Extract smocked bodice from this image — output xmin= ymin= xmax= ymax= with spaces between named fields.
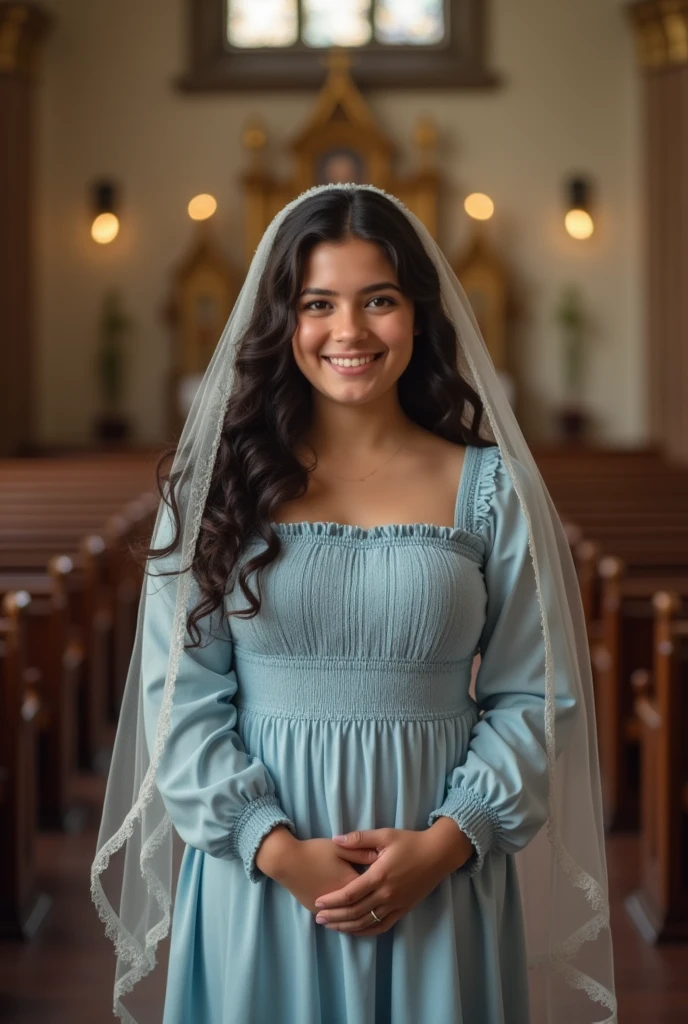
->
xmin=226 ymin=522 xmax=487 ymax=665
xmin=224 ymin=445 xmax=501 ymax=718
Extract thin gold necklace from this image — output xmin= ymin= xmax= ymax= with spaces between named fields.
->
xmin=311 ymin=441 xmax=406 ymax=483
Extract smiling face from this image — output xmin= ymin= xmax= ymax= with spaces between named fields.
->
xmin=292 ymin=236 xmax=418 ymax=405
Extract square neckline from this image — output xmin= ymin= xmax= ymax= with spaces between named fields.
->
xmin=269 ymin=444 xmax=481 ymax=540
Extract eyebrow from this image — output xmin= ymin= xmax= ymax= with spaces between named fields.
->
xmin=299 ymin=281 xmax=402 ymax=298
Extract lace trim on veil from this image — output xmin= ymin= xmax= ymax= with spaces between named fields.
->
xmin=90 ymin=369 xmax=229 ymax=1016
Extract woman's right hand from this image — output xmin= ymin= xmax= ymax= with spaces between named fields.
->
xmin=258 ymin=831 xmax=379 ymax=915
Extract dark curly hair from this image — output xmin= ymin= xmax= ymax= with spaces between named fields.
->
xmin=143 ymin=187 xmax=494 ymax=648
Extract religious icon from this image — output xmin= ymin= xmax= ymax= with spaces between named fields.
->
xmin=317 ymin=148 xmax=364 ymax=185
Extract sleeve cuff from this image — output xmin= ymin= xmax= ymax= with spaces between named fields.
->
xmin=229 ymin=794 xmax=297 ymax=883
xmin=427 ymin=787 xmax=501 ymax=877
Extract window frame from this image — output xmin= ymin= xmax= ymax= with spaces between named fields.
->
xmin=177 ymin=0 xmax=500 ymax=91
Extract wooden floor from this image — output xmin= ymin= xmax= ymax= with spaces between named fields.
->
xmin=1 ymin=774 xmax=687 ymax=1023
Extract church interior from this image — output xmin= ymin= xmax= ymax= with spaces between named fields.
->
xmin=1 ymin=0 xmax=687 ymax=1020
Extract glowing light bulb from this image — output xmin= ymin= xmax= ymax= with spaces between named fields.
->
xmin=91 ymin=212 xmax=120 ymax=244
xmin=464 ymin=193 xmax=495 ymax=221
xmin=565 ymin=209 xmax=594 ymax=240
xmin=188 ymin=194 xmax=217 ymax=221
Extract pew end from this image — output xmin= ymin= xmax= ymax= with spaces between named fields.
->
xmin=574 ymin=538 xmax=602 ymax=637
xmin=625 ymin=591 xmax=688 ymax=944
xmin=0 ymin=591 xmax=52 ymax=939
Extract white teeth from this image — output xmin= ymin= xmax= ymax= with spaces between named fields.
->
xmin=325 ymin=354 xmax=380 ymax=367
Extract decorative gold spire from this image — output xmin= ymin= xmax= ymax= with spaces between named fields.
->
xmin=321 ymin=47 xmax=354 ymax=76
xmin=291 ymin=46 xmax=394 ymax=154
xmin=628 ymin=0 xmax=688 ymax=69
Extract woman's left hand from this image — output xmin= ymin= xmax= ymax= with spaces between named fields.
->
xmin=313 ymin=826 xmax=473 ymax=936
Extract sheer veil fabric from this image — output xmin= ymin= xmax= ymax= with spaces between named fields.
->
xmin=90 ymin=183 xmax=617 ymax=1023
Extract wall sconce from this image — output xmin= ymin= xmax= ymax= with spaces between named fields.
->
xmin=90 ymin=180 xmax=120 ymax=244
xmin=464 ymin=192 xmax=495 ymax=221
xmin=564 ymin=176 xmax=594 ymax=240
xmin=188 ymin=193 xmax=217 ymax=221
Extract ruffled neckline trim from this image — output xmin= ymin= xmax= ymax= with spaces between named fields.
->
xmin=270 ymin=520 xmax=478 ymax=545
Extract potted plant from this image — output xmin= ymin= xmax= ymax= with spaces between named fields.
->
xmin=555 ymin=284 xmax=589 ymax=441
xmin=93 ymin=288 xmax=132 ymax=443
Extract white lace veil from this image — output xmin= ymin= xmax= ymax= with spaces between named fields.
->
xmin=91 ymin=183 xmax=616 ymax=1023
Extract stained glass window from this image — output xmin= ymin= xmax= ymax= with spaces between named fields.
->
xmin=226 ymin=0 xmax=446 ymax=49
xmin=375 ymin=0 xmax=445 ymax=45
xmin=228 ymin=0 xmax=298 ymax=48
xmin=302 ymin=0 xmax=372 ymax=48
xmin=197 ymin=2 xmax=494 ymax=91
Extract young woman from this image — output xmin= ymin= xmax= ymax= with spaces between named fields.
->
xmin=91 ymin=185 xmax=616 ymax=1024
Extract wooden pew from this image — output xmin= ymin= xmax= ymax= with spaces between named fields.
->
xmin=0 ymin=590 xmax=52 ymax=938
xmin=572 ymin=532 xmax=688 ymax=631
xmin=0 ymin=454 xmax=157 ymax=860
xmin=0 ymin=558 xmax=86 ymax=830
xmin=80 ymin=535 xmax=118 ymax=750
xmin=625 ymin=592 xmax=688 ymax=943
xmin=104 ymin=497 xmax=157 ymax=716
xmin=573 ymin=538 xmax=602 ymax=639
xmin=535 ymin=448 xmax=688 ymax=843
xmin=0 ymin=495 xmax=156 ymax=775
xmin=592 ymin=560 xmax=688 ymax=830
xmin=0 ymin=537 xmax=116 ymax=784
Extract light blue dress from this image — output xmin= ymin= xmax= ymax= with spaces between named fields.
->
xmin=141 ymin=444 xmax=579 ymax=1024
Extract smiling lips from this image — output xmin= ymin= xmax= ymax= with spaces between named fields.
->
xmin=322 ymin=353 xmax=384 ymax=376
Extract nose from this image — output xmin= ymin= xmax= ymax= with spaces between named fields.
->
xmin=332 ymin=304 xmax=368 ymax=343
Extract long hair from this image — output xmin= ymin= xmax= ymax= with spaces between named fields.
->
xmin=142 ymin=187 xmax=493 ymax=646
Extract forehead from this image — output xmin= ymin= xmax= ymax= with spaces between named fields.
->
xmin=301 ymin=239 xmax=397 ymax=285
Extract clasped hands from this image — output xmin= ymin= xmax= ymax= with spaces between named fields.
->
xmin=258 ymin=819 xmax=475 ymax=936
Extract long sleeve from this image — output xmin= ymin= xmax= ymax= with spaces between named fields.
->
xmin=427 ymin=449 xmax=580 ymax=877
xmin=141 ymin=514 xmax=296 ymax=883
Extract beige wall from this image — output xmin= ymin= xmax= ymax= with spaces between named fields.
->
xmin=35 ymin=0 xmax=644 ymax=446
